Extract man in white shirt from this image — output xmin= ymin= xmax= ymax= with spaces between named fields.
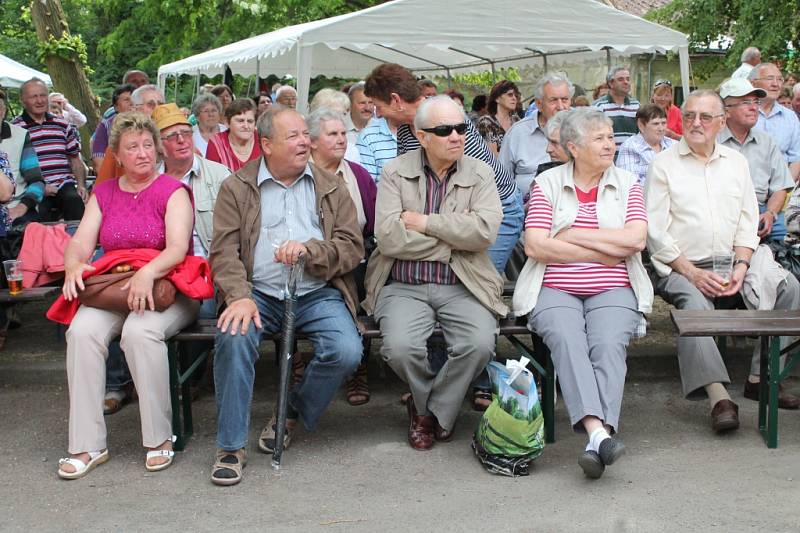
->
xmin=646 ymin=90 xmax=800 ymax=433
xmin=732 ymin=47 xmax=761 ymax=79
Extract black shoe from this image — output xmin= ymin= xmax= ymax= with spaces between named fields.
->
xmin=598 ymin=437 xmax=626 ymax=466
xmin=578 ymin=450 xmax=605 ymax=479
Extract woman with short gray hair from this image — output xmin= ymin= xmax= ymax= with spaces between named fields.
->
xmin=307 ymin=107 xmax=377 ymax=406
xmin=513 ymin=106 xmax=653 ymax=479
xmin=191 ymin=93 xmax=226 ymax=157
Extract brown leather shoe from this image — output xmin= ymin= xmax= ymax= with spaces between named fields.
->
xmin=434 ymin=419 xmax=454 ymax=442
xmin=407 ymin=398 xmax=435 ymax=451
xmin=743 ymin=380 xmax=800 ymax=410
xmin=711 ymin=399 xmax=740 ymax=433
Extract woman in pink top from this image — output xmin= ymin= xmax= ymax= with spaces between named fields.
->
xmin=205 ymin=98 xmax=260 ymax=172
xmin=57 ymin=112 xmax=200 ymax=479
xmin=522 ymin=108 xmax=650 ymax=479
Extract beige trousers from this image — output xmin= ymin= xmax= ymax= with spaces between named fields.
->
xmin=66 ymin=294 xmax=200 ymax=453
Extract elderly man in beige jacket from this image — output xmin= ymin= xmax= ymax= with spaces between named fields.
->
xmin=363 ymin=96 xmax=506 ymax=451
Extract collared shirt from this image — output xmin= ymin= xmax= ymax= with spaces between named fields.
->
xmin=593 ymin=93 xmax=640 ymax=149
xmin=391 ymin=152 xmax=459 ymax=285
xmin=718 ymin=127 xmax=794 ymax=204
xmin=158 ymin=156 xmax=206 ymax=257
xmin=343 ymin=113 xmax=360 ymax=147
xmin=252 ymin=159 xmax=326 ymax=299
xmin=645 ymin=139 xmax=760 ymax=277
xmin=499 ymin=111 xmax=550 ymax=200
xmin=755 ymin=102 xmax=800 ymax=164
xmin=732 ymin=62 xmax=754 ymax=79
xmin=397 ymin=120 xmax=516 ymax=201
xmin=11 ymin=111 xmax=80 ymax=189
xmin=616 ymin=133 xmax=676 ymax=185
xmin=355 ymin=117 xmax=396 ymax=182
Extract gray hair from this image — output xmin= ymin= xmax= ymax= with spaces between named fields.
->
xmin=533 ymin=72 xmax=575 ymax=100
xmin=122 ymin=69 xmax=149 ymax=84
xmin=606 ymin=66 xmax=630 ymax=84
xmin=191 ymin=93 xmax=222 ymax=117
xmin=256 ymin=105 xmax=301 ymax=139
xmin=413 ymin=95 xmax=466 ymax=130
xmin=307 ymin=107 xmax=346 ymax=140
xmin=682 ymin=89 xmax=725 ymax=113
xmin=309 ymin=88 xmax=350 ymax=113
xmin=748 ymin=62 xmax=779 ymax=81
xmin=741 ymin=47 xmax=761 ymax=63
xmin=275 ymin=85 xmax=297 ymax=99
xmin=131 ymin=84 xmax=164 ymax=105
xmin=544 ymin=109 xmax=570 ymax=139
xmin=559 ymin=107 xmax=612 ymax=160
xmin=19 ymin=77 xmax=48 ymax=96
xmin=348 ymin=81 xmax=366 ymax=100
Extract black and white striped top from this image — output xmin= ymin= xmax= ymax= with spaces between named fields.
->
xmin=396 ymin=122 xmax=516 ymax=201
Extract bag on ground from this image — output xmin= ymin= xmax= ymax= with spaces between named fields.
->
xmin=472 ymin=358 xmax=545 ymax=477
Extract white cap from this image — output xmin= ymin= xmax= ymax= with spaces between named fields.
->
xmin=719 ymin=78 xmax=767 ymax=100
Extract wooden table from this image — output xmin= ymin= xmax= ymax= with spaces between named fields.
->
xmin=671 ymin=309 xmax=800 ymax=448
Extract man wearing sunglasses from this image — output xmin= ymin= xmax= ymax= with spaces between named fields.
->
xmin=364 ymin=96 xmax=506 ymax=451
xmin=646 ymin=89 xmax=800 ymax=433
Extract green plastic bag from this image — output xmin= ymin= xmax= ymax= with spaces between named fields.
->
xmin=473 ymin=359 xmax=545 ymax=476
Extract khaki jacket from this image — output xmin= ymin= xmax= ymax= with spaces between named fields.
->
xmin=188 ymin=156 xmax=230 ymax=256
xmin=363 ymin=149 xmax=507 ymax=317
xmin=210 ymin=158 xmax=364 ymax=319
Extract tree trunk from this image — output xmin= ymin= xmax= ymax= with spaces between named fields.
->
xmin=30 ymin=0 xmax=100 ymax=160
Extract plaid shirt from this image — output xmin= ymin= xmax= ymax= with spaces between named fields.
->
xmin=391 ymin=154 xmax=459 ymax=285
xmin=616 ymin=133 xmax=676 ymax=185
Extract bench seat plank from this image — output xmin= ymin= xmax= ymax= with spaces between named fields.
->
xmin=671 ymin=309 xmax=800 ymax=337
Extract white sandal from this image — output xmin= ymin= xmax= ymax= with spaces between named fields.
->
xmin=145 ymin=435 xmax=176 ymax=472
xmin=57 ymin=449 xmax=109 ymax=480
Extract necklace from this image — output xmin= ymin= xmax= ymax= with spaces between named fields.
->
xmin=122 ymin=174 xmax=157 ymax=199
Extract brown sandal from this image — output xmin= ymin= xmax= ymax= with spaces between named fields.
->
xmin=346 ymin=362 xmax=370 ymax=406
xmin=211 ymin=448 xmax=247 ymax=486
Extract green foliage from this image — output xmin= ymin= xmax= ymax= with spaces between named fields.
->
xmin=452 ymin=67 xmax=521 ymax=90
xmin=38 ymin=33 xmax=94 ymax=75
xmin=647 ymin=0 xmax=800 ymax=73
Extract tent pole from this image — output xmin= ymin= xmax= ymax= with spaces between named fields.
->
xmin=543 ymin=54 xmax=548 ymax=73
xmin=678 ymin=46 xmax=691 ymax=105
xmin=174 ymin=74 xmax=178 ymax=103
xmin=606 ymin=48 xmax=612 ymax=69
xmin=295 ymin=41 xmax=312 ymax=113
xmin=195 ymin=73 xmax=200 ymax=100
xmin=447 ymin=47 xmax=496 ymax=82
xmin=256 ymin=57 xmax=261 ymax=95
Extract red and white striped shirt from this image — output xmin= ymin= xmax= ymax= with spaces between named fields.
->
xmin=525 ymin=183 xmax=647 ymax=296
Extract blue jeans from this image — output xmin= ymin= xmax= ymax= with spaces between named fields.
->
xmin=487 ymin=190 xmax=524 ymax=272
xmin=105 ymin=297 xmax=216 ymax=392
xmin=759 ymin=203 xmax=787 ymax=242
xmin=214 ymin=286 xmax=362 ymax=450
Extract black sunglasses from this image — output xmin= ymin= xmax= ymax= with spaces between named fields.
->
xmin=420 ymin=122 xmax=468 ymax=137
xmin=653 ymin=79 xmax=672 ymax=88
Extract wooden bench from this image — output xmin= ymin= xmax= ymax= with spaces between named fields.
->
xmin=0 ymin=286 xmax=60 ymax=303
xmin=166 ymin=313 xmax=556 ymax=452
xmin=670 ymin=309 xmax=800 ymax=448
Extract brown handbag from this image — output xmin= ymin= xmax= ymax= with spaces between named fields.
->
xmin=78 ymin=270 xmax=177 ymax=313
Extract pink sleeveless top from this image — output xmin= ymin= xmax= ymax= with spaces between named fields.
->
xmin=94 ymin=174 xmax=193 ymax=253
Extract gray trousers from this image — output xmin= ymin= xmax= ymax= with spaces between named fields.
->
xmin=656 ymin=271 xmax=800 ymax=399
xmin=529 ymin=287 xmax=641 ymax=433
xmin=374 ymin=283 xmax=497 ymax=431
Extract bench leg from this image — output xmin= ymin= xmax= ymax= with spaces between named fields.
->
xmin=758 ymin=335 xmax=781 ymax=448
xmin=533 ymin=333 xmax=556 ymax=444
xmin=168 ymin=341 xmax=187 ymax=451
xmin=758 ymin=336 xmax=768 ymax=436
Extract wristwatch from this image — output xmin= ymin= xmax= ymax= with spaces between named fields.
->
xmin=733 ymin=258 xmax=751 ymax=269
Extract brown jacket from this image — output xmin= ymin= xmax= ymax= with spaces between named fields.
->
xmin=363 ymin=149 xmax=508 ymax=317
xmin=210 ymin=157 xmax=364 ymax=319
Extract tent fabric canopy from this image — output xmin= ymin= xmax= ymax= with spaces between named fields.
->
xmin=0 ymin=54 xmax=52 ymax=89
xmin=158 ymin=0 xmax=690 ymax=110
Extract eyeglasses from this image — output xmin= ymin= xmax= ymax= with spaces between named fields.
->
xmin=725 ymin=99 xmax=762 ymax=108
xmin=420 ymin=123 xmax=468 ymax=137
xmin=161 ymin=129 xmax=193 ymax=142
xmin=681 ymin=112 xmax=724 ymax=125
xmin=653 ymin=79 xmax=672 ymax=88
xmin=753 ymin=76 xmax=784 ymax=84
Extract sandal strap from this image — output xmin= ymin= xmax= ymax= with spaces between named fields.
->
xmin=146 ymin=449 xmax=175 ymax=460
xmin=59 ymin=457 xmax=87 ymax=470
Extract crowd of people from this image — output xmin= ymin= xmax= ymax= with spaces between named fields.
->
xmin=3 ymin=48 xmax=800 ymax=485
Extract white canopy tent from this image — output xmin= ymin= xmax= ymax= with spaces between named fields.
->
xmin=158 ymin=0 xmax=691 ymax=111
xmin=0 ymin=54 xmax=52 ymax=89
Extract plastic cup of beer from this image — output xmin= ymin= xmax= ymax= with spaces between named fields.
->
xmin=712 ymin=252 xmax=733 ymax=287
xmin=3 ymin=259 xmax=23 ymax=296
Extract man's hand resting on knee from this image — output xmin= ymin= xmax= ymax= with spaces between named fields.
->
xmin=217 ymin=298 xmax=262 ymax=335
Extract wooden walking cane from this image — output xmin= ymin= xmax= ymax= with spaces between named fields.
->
xmin=272 ymin=255 xmax=305 ymax=470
